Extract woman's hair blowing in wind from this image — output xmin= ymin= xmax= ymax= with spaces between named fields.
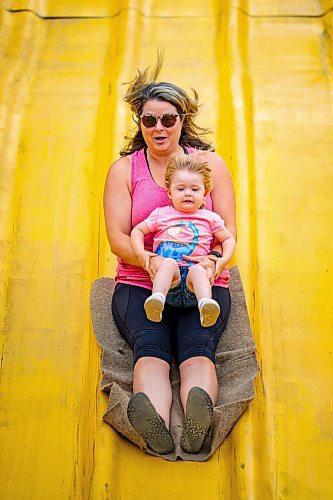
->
xmin=120 ymin=53 xmax=213 ymax=156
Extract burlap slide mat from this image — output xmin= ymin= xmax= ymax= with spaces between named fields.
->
xmin=90 ymin=266 xmax=259 ymax=461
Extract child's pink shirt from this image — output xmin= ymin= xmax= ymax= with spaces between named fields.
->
xmin=144 ymin=206 xmax=225 ymax=266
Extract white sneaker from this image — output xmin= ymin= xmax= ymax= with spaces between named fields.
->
xmin=198 ymin=298 xmax=220 ymax=327
xmin=144 ymin=293 xmax=166 ymax=322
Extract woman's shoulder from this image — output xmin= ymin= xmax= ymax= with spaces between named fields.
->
xmin=110 ymin=155 xmax=132 ymax=170
xmin=189 ymin=148 xmax=229 ymax=170
xmin=104 ymin=155 xmax=132 ymax=192
xmin=109 ymin=148 xmax=147 ymax=174
xmin=106 ymin=155 xmax=131 ymax=178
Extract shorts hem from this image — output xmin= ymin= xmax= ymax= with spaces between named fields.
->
xmin=133 ymin=352 xmax=172 ymax=366
xmin=178 ymin=351 xmax=216 ymax=366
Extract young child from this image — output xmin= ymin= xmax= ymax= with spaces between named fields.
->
xmin=131 ymin=154 xmax=236 ymax=327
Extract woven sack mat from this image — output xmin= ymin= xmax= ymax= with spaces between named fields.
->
xmin=90 ymin=266 xmax=259 ymax=461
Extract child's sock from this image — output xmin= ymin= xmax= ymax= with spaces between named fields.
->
xmin=198 ymin=298 xmax=220 ymax=327
xmin=144 ymin=292 xmax=166 ymax=322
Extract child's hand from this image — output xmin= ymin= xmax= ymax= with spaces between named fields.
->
xmin=214 ymin=257 xmax=228 ymax=279
xmin=147 ymin=254 xmax=164 ymax=281
xmin=138 ymin=251 xmax=156 ymax=271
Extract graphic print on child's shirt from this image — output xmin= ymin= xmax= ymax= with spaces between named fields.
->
xmin=155 ymin=220 xmax=199 ymax=264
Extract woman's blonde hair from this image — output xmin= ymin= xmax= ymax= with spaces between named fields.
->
xmin=165 ymin=154 xmax=213 ymax=207
xmin=120 ymin=53 xmax=213 ymax=156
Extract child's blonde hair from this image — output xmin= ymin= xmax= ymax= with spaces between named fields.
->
xmin=165 ymin=154 xmax=213 ymax=198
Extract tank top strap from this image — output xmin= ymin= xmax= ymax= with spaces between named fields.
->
xmin=130 ymin=149 xmax=148 ymax=192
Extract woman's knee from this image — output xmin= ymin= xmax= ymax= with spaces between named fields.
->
xmin=180 ymin=355 xmax=215 ymax=372
xmin=134 ymin=356 xmax=170 ymax=373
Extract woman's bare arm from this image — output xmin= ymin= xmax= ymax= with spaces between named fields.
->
xmin=206 ymin=151 xmax=237 ymax=240
xmin=131 ymin=221 xmax=156 ymax=269
xmin=103 ymin=157 xmax=141 ymax=267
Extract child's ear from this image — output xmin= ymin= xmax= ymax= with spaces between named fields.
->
xmin=167 ymin=190 xmax=172 ymax=200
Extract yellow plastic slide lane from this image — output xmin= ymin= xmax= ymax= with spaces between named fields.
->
xmin=0 ymin=0 xmax=332 ymax=498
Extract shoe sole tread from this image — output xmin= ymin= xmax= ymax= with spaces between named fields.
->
xmin=127 ymin=392 xmax=174 ymax=454
xmin=180 ymin=387 xmax=213 ymax=454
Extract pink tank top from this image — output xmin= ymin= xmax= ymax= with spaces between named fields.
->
xmin=115 ymin=147 xmax=230 ymax=289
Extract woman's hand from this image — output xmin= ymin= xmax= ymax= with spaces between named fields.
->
xmin=147 ymin=254 xmax=164 ymax=281
xmin=182 ymin=254 xmax=216 ymax=285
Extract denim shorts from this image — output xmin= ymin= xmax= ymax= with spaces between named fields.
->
xmin=166 ymin=266 xmax=197 ymax=307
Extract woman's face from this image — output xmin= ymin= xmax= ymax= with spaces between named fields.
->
xmin=140 ymin=99 xmax=183 ymax=155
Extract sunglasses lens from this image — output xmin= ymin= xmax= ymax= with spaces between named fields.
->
xmin=141 ymin=114 xmax=179 ymax=128
xmin=141 ymin=115 xmax=157 ymax=128
xmin=161 ymin=114 xmax=178 ymax=127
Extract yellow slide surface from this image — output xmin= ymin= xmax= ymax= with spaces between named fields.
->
xmin=1 ymin=1 xmax=332 ymax=498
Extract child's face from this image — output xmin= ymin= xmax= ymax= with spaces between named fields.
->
xmin=167 ymin=170 xmax=206 ymax=213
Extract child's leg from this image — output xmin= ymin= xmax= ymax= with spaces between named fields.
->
xmin=152 ymin=258 xmax=180 ymax=295
xmin=186 ymin=264 xmax=212 ymax=301
xmin=145 ymin=258 xmax=180 ymax=323
xmin=186 ymin=264 xmax=220 ymax=328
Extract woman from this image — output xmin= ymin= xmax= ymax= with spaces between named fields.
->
xmin=104 ymin=60 xmax=236 ymax=455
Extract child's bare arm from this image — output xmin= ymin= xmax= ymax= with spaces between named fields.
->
xmin=214 ymin=227 xmax=236 ymax=269
xmin=130 ymin=222 xmax=155 ymax=270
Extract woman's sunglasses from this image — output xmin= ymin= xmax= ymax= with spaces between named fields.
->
xmin=140 ymin=113 xmax=181 ymax=128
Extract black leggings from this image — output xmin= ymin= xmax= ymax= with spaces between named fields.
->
xmin=111 ymin=283 xmax=231 ymax=366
